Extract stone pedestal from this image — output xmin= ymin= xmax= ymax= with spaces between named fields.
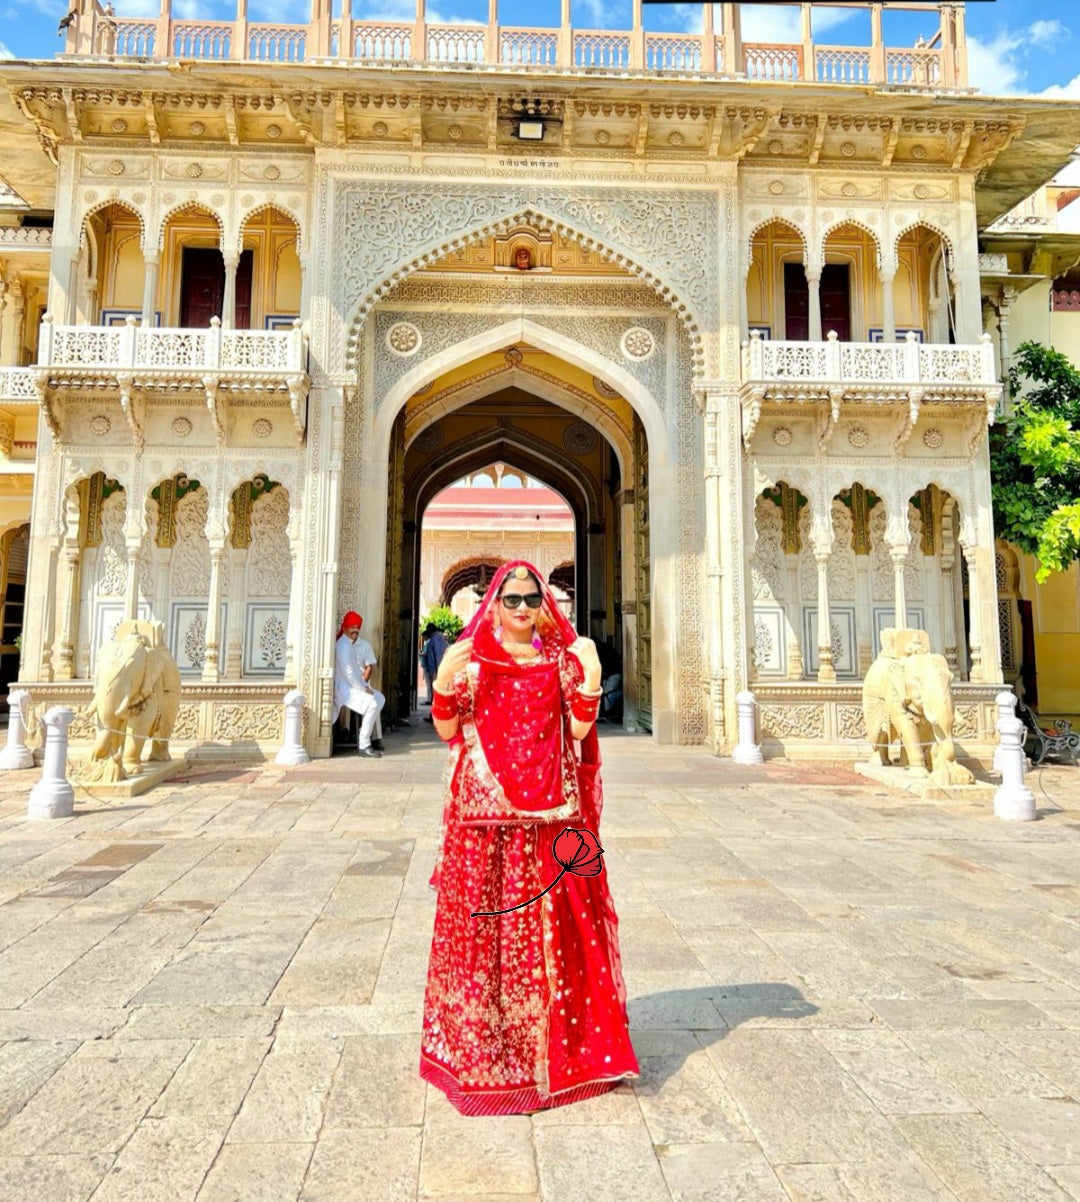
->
xmin=27 ymin=706 xmax=75 ymax=819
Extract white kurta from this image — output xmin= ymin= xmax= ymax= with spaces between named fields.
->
xmin=334 ymin=633 xmax=385 ymax=745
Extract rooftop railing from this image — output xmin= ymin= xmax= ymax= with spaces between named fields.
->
xmin=65 ymin=1 xmax=969 ymax=89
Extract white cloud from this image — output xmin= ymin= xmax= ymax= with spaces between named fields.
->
xmin=968 ymin=21 xmax=1076 ymax=96
xmin=0 ymin=41 xmax=12 ymax=60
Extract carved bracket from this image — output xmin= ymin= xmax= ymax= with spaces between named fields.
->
xmin=32 ymin=369 xmax=62 ymax=440
xmin=203 ymin=374 xmax=224 ymax=447
xmin=893 ymin=390 xmax=922 ymax=453
xmin=741 ymin=386 xmax=765 ymax=449
xmin=287 ymin=375 xmax=309 ymax=445
xmin=118 ymin=373 xmax=145 ymax=454
xmin=817 ymin=390 xmax=842 ymax=454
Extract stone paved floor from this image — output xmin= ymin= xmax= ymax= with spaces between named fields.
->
xmin=2 ymin=721 xmax=1080 ymax=1201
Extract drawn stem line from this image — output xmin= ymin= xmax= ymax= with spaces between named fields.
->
xmin=471 ymin=867 xmax=567 ymax=917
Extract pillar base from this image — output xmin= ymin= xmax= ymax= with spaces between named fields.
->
xmin=994 ymin=781 xmax=1037 ymax=822
xmin=27 ymin=779 xmax=74 ymax=819
xmin=275 ymin=745 xmax=311 ymax=766
xmin=0 ymin=746 xmax=34 ymax=771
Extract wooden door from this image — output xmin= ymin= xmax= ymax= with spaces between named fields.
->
xmin=234 ymin=249 xmax=254 ymax=330
xmin=783 ymin=262 xmax=809 ymax=340
xmin=819 ymin=263 xmax=851 ymax=341
xmin=179 ymin=248 xmax=224 ymax=327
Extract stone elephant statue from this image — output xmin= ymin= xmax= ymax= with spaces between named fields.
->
xmin=862 ymin=627 xmax=974 ymax=787
xmin=79 ymin=619 xmax=182 ymax=784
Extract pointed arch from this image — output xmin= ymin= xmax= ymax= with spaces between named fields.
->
xmin=343 ymin=205 xmax=705 ymax=380
xmin=155 ymin=202 xmax=225 ymax=253
xmin=236 ymin=202 xmax=303 ymax=256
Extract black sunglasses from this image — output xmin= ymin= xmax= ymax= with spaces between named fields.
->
xmin=500 ymin=591 xmax=543 ymax=610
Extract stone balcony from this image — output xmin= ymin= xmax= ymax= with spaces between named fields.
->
xmin=739 ymin=330 xmax=1000 ymax=448
xmin=34 ymin=316 xmax=310 ymax=450
xmin=63 ymin=0 xmax=969 ymax=90
xmin=0 ymin=366 xmax=37 ymax=405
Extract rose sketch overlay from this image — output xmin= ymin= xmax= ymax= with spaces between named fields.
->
xmin=471 ymin=827 xmax=605 ymax=918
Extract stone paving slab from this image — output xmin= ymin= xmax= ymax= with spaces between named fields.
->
xmin=1 ymin=728 xmax=1080 ymax=1200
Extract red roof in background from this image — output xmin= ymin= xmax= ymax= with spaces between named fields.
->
xmin=424 ymin=485 xmax=574 ymax=530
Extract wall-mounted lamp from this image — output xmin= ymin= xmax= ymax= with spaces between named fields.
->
xmin=515 ymin=119 xmax=545 ymax=141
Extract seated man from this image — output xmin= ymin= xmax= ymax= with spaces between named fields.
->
xmin=334 ymin=610 xmax=385 ymax=758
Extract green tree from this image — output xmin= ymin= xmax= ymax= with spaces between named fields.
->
xmin=422 ymin=604 xmax=465 ymax=642
xmin=992 ymin=341 xmax=1080 ymax=584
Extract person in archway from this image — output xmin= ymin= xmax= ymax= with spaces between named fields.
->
xmin=420 ymin=560 xmax=638 ymax=1114
xmin=419 ymin=621 xmax=449 ymax=716
xmin=333 ymin=611 xmax=385 ymax=758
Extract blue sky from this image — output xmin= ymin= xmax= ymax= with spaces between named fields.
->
xmin=2 ymin=1 xmax=1080 ymax=98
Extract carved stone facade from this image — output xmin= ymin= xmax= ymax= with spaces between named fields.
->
xmin=3 ymin=44 xmax=1031 ymax=763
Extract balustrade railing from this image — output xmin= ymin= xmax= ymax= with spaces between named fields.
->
xmin=500 ymin=28 xmax=559 ymax=67
xmin=354 ymin=22 xmax=411 ymax=60
xmin=1052 ymin=289 xmax=1080 ymax=312
xmin=645 ymin=33 xmax=701 ymax=72
xmin=572 ymin=31 xmax=630 ymax=70
xmin=742 ymin=331 xmax=996 ymax=387
xmin=248 ymin=24 xmax=307 ymax=62
xmin=72 ymin=0 xmax=965 ymax=89
xmin=743 ymin=43 xmax=803 ymax=82
xmin=37 ymin=317 xmax=307 ymax=376
xmin=171 ymin=20 xmax=231 ymax=59
xmin=814 ymin=46 xmax=870 ymax=85
xmin=0 ymin=367 xmax=37 ymax=403
xmin=427 ymin=23 xmax=485 ymax=63
xmin=112 ymin=18 xmax=155 ymax=56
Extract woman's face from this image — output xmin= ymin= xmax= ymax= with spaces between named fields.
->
xmin=498 ymin=573 xmax=542 ymax=636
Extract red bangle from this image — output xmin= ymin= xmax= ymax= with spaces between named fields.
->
xmin=571 ymin=688 xmax=602 ymax=725
xmin=431 ymin=686 xmax=458 ymax=722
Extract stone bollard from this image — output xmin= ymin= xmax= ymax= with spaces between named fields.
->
xmin=731 ymin=690 xmax=764 ymax=765
xmin=992 ymin=691 xmax=1017 ymax=775
xmin=275 ymin=690 xmax=310 ymax=766
xmin=994 ymin=714 xmax=1037 ymax=822
xmin=0 ymin=690 xmax=34 ymax=770
xmin=27 ymin=706 xmax=75 ymax=820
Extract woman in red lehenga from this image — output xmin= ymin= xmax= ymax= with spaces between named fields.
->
xmin=420 ymin=560 xmax=639 ymax=1115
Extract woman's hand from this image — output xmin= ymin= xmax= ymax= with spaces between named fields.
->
xmin=567 ymin=636 xmax=602 ymax=692
xmin=434 ymin=637 xmax=473 ymax=693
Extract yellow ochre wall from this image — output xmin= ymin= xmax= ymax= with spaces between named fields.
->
xmin=1000 ymin=277 xmax=1080 ymax=715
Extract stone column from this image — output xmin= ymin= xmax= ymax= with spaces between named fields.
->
xmin=704 ymin=405 xmax=725 ymax=748
xmin=806 ymin=267 xmax=822 ymax=341
xmin=890 ymin=544 xmax=908 ymax=629
xmin=285 ymin=507 xmax=302 ymax=685
xmin=141 ymin=252 xmax=160 ymax=328
xmin=35 ymin=541 xmax=60 ymax=682
xmin=123 ymin=537 xmax=142 ymax=621
xmin=854 ymin=553 xmax=873 ymax=676
xmin=224 ymin=545 xmax=246 ymax=678
xmin=784 ymin=555 xmax=803 ymax=679
xmin=813 ymin=545 xmax=836 ymax=682
xmin=959 ymin=536 xmax=982 ymax=683
xmin=721 ymin=3 xmax=741 ymax=73
xmin=221 ymin=254 xmax=238 ymax=330
xmin=56 ymin=544 xmax=82 ymax=680
xmin=66 ymin=246 xmax=83 ymax=325
xmin=880 ymin=267 xmax=896 ymax=342
xmin=202 ymin=542 xmax=225 ymax=683
xmin=7 ymin=282 xmax=25 ymax=364
xmin=940 ymin=544 xmax=958 ymax=672
xmin=619 ymin=491 xmax=638 ymax=732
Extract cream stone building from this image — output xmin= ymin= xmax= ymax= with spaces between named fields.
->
xmin=1 ymin=0 xmax=1079 ymax=760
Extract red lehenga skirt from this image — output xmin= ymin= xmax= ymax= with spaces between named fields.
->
xmin=420 ymin=745 xmax=639 ymax=1115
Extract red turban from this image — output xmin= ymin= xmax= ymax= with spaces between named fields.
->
xmin=337 ymin=611 xmax=363 ymax=639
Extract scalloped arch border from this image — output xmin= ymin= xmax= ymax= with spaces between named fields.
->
xmin=343 ymin=206 xmax=706 ymax=382
xmin=155 ymin=201 xmax=225 ymax=253
xmin=236 ymin=202 xmax=304 ymax=257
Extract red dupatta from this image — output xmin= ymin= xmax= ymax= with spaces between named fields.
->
xmin=457 ymin=560 xmax=598 ymax=815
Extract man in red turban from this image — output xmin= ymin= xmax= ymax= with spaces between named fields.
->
xmin=333 ymin=611 xmax=385 ymax=757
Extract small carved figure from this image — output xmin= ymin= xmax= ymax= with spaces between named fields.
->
xmin=78 ymin=619 xmax=181 ymax=783
xmin=862 ymin=627 xmax=974 ymax=786
xmin=513 ymin=246 xmax=533 ymax=271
